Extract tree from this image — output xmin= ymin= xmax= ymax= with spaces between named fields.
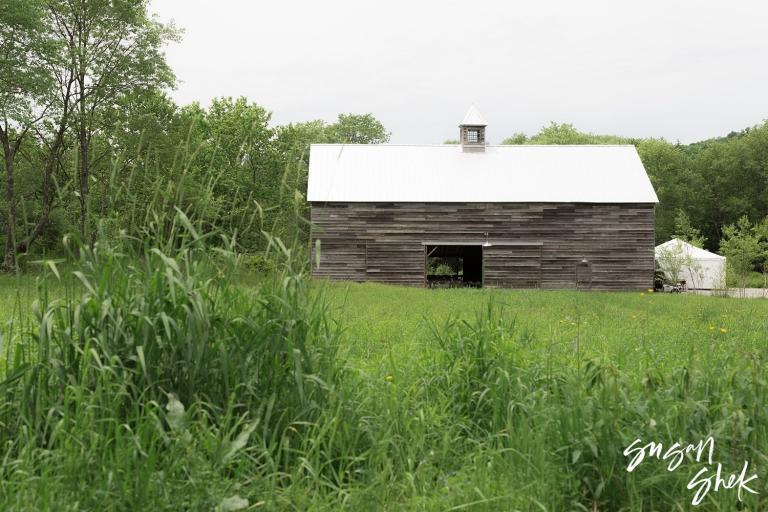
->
xmin=46 ymin=0 xmax=179 ymax=240
xmin=692 ymin=122 xmax=768 ymax=249
xmin=672 ymin=209 xmax=706 ymax=248
xmin=636 ymin=139 xmax=699 ymax=245
xmin=0 ymin=0 xmax=57 ymax=270
xmin=206 ymin=97 xmax=273 ymax=185
xmin=655 ymin=241 xmax=701 ymax=288
xmin=659 ymin=210 xmax=709 ymax=289
xmin=522 ymin=122 xmax=634 ymax=145
xmin=130 ymin=97 xmax=282 ymax=250
xmin=719 ymin=216 xmax=763 ymax=290
xmin=501 ymin=132 xmax=528 ymax=145
xmin=274 ymin=120 xmax=328 ymax=170
xmin=327 ymin=113 xmax=390 ymax=144
xmin=272 ymin=120 xmax=331 ymax=243
xmin=205 ymin=97 xmax=276 ymax=246
xmin=87 ymin=89 xmax=180 ymax=241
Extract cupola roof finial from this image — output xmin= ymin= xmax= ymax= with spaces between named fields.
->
xmin=460 ymin=105 xmax=487 ymax=126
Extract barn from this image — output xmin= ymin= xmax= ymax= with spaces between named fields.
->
xmin=307 ymin=107 xmax=659 ymax=290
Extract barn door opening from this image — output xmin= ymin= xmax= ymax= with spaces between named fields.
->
xmin=425 ymin=245 xmax=483 ymax=288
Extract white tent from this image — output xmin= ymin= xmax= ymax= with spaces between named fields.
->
xmin=655 ymin=239 xmax=726 ymax=290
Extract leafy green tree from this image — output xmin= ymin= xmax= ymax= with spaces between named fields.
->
xmin=672 ymin=209 xmax=706 ymax=248
xmin=206 ymin=97 xmax=274 ymax=184
xmin=273 ymin=120 xmax=328 ymax=168
xmin=636 ymin=139 xmax=699 ymax=244
xmin=89 ymin=90 xmax=181 ymax=241
xmin=270 ymin=121 xmax=326 ymax=245
xmin=501 ymin=132 xmax=528 ymax=145
xmin=0 ymin=0 xmax=57 ymax=269
xmin=274 ymin=113 xmax=390 ymax=167
xmin=526 ymin=122 xmax=634 ymax=145
xmin=327 ymin=113 xmax=390 ymax=144
xmin=206 ymin=97 xmax=277 ymax=247
xmin=145 ymin=98 xmax=278 ymax=248
xmin=531 ymin=123 xmax=588 ymax=144
xmin=103 ymin=90 xmax=180 ymax=172
xmin=46 ymin=0 xmax=179 ymax=240
xmin=719 ymin=216 xmax=764 ymax=289
xmin=692 ymin=122 xmax=768 ymax=248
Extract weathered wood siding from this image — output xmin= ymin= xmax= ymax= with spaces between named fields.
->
xmin=310 ymin=202 xmax=655 ymax=291
xmin=365 ymin=242 xmax=424 ymax=285
xmin=312 ymin=241 xmax=366 ymax=281
xmin=483 ymin=244 xmax=542 ymax=288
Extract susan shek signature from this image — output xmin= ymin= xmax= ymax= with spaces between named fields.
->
xmin=623 ymin=436 xmax=759 ymax=506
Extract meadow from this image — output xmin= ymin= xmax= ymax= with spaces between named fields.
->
xmin=4 ymin=3 xmax=768 ymax=508
xmin=326 ymin=282 xmax=768 ymax=376
xmin=1 ymin=237 xmax=767 ymax=510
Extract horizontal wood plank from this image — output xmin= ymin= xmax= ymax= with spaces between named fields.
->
xmin=310 ymin=202 xmax=655 ymax=290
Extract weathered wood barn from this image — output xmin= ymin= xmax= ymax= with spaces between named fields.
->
xmin=307 ymin=107 xmax=658 ymax=290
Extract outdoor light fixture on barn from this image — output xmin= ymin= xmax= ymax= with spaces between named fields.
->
xmin=307 ymin=107 xmax=659 ymax=290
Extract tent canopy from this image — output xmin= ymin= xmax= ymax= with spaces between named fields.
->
xmin=654 ymin=239 xmax=726 ymax=289
xmin=655 ymin=239 xmax=725 ymax=260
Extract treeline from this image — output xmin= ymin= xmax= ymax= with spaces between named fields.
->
xmin=502 ymin=122 xmax=768 ymax=255
xmin=3 ymin=1 xmax=768 ymax=274
xmin=0 ymin=0 xmax=388 ymax=271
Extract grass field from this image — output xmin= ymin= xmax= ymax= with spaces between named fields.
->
xmin=1 ymin=261 xmax=767 ymax=510
xmin=325 ymin=282 xmax=768 ymax=375
xmin=7 ymin=275 xmax=764 ymax=376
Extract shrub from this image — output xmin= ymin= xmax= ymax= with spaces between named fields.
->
xmin=241 ymin=252 xmax=276 ymax=274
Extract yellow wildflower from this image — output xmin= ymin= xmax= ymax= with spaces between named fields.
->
xmin=720 ymin=328 xmax=728 ymax=334
xmin=385 ymin=375 xmax=394 ymax=382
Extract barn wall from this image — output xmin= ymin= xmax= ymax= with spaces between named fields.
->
xmin=310 ymin=202 xmax=655 ymax=291
xmin=483 ymin=244 xmax=542 ymax=288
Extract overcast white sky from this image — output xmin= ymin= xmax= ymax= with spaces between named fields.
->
xmin=149 ymin=0 xmax=768 ymax=144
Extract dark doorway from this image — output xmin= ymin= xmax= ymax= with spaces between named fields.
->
xmin=576 ymin=259 xmax=592 ymax=289
xmin=425 ymin=245 xmax=483 ymax=288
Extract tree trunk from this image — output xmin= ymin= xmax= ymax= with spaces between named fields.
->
xmin=20 ymin=148 xmax=56 ymax=253
xmin=22 ymin=76 xmax=76 ymax=254
xmin=78 ymin=121 xmax=89 ymax=240
xmin=2 ymin=137 xmax=18 ymax=271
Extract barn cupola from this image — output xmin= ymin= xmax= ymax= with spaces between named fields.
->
xmin=459 ymin=105 xmax=487 ymax=152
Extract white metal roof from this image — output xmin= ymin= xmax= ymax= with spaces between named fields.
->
xmin=460 ymin=105 xmax=487 ymax=126
xmin=655 ymin=239 xmax=725 ymax=260
xmin=307 ymin=144 xmax=659 ymax=203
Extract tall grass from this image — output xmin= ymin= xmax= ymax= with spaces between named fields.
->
xmin=0 ymin=136 xmax=347 ymax=509
xmin=2 ymin=231 xmax=767 ymax=509
xmin=0 ymin=145 xmax=766 ymax=509
xmin=406 ymin=302 xmax=767 ymax=509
